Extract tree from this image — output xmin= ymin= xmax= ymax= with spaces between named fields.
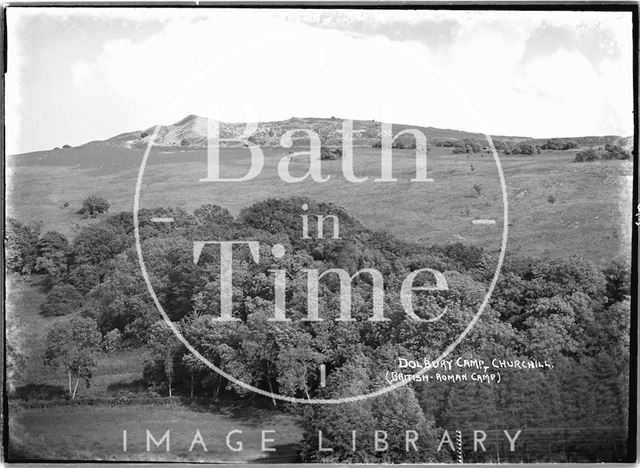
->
xmin=35 ymin=231 xmax=69 ymax=286
xmin=101 ymin=329 xmax=124 ymax=353
xmin=6 ymin=218 xmax=40 ymax=274
xmin=81 ymin=194 xmax=110 ymax=216
xmin=72 ymin=223 xmax=128 ymax=268
xmin=301 ymin=358 xmax=443 ymax=463
xmin=66 ymin=263 xmax=101 ymax=294
xmin=40 ymin=284 xmax=84 ymax=316
xmin=194 ymin=204 xmax=235 ymax=227
xmin=602 ymin=261 xmax=630 ymax=305
xmin=43 ymin=317 xmax=102 ymax=399
xmin=146 ymin=321 xmax=182 ymax=397
xmin=88 ymin=250 xmax=157 ymax=342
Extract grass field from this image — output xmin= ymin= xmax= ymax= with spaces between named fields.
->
xmin=9 ymin=403 xmax=302 ymax=462
xmin=6 ymin=145 xmax=633 ymax=265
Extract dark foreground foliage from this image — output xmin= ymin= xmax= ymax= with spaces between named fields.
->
xmin=7 ymin=197 xmax=631 ymax=463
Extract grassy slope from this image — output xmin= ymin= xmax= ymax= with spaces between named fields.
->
xmin=6 ymin=145 xmax=633 ymax=264
xmin=10 ymin=404 xmax=302 ymax=462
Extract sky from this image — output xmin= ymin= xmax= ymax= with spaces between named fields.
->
xmin=5 ymin=8 xmax=634 ymax=154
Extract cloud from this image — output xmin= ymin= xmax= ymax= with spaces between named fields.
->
xmin=6 ymin=9 xmax=634 ymax=154
xmin=70 ymin=61 xmax=92 ymax=88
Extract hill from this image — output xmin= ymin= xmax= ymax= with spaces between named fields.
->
xmin=89 ymin=114 xmax=530 ymax=149
xmin=11 ymin=115 xmax=631 ymax=156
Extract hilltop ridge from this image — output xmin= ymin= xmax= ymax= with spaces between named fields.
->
xmin=98 ymin=115 xmax=531 ymax=149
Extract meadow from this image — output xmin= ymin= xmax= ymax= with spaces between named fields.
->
xmin=6 ymin=145 xmax=633 ymax=265
xmin=9 ymin=403 xmax=302 ymax=462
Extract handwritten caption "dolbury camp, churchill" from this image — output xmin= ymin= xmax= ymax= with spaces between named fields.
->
xmin=384 ymin=357 xmax=555 ymax=385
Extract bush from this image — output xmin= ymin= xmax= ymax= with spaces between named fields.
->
xmin=81 ymin=195 xmax=110 ymax=216
xmin=41 ymin=284 xmax=84 ymax=316
xmin=547 ymin=194 xmax=556 ymax=204
xmin=602 ymin=144 xmax=631 ymax=160
xmin=320 ymin=147 xmax=342 ymax=160
xmin=513 ymin=144 xmax=534 ymax=155
xmin=574 ymin=148 xmax=599 ymax=162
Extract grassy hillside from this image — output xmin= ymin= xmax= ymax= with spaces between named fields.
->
xmin=97 ymin=115 xmax=529 ymax=149
xmin=6 ymin=145 xmax=632 ymax=265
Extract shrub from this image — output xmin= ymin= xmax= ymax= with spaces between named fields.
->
xmin=602 ymin=144 xmax=631 ymax=160
xmin=473 ymin=184 xmax=482 ymax=196
xmin=81 ymin=195 xmax=110 ymax=216
xmin=513 ymin=144 xmax=534 ymax=155
xmin=574 ymin=148 xmax=599 ymax=162
xmin=41 ymin=284 xmax=84 ymax=316
xmin=547 ymin=194 xmax=556 ymax=204
xmin=320 ymin=147 xmax=342 ymax=160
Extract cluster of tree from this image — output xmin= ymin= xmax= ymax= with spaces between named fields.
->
xmin=540 ymin=139 xmax=579 ymax=150
xmin=436 ymin=139 xmax=544 ymax=156
xmin=575 ymin=144 xmax=631 ymax=162
xmin=436 ymin=139 xmax=482 ymax=153
xmin=492 ymin=140 xmax=541 ymax=155
xmin=8 ymin=197 xmax=630 ymax=462
xmin=371 ymin=138 xmax=418 ymax=150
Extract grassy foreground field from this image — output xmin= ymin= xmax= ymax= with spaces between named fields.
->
xmin=10 ymin=403 xmax=302 ymax=462
xmin=7 ymin=145 xmax=632 ymax=265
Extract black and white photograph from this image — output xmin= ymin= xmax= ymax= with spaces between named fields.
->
xmin=3 ymin=4 xmax=637 ymax=464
